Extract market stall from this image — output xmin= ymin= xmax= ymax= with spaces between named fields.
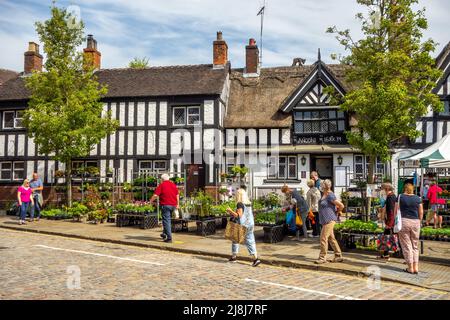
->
xmin=399 ymin=133 xmax=450 ymax=226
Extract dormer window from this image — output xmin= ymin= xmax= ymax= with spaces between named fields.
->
xmin=294 ymin=109 xmax=345 ymax=134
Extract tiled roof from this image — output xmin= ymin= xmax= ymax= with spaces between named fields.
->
xmin=0 ymin=64 xmax=229 ymax=101
xmin=0 ymin=69 xmax=18 ymax=86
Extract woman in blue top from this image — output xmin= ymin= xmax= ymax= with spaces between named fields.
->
xmin=315 ymin=179 xmax=345 ymax=264
xmin=226 ymin=186 xmax=261 ymax=267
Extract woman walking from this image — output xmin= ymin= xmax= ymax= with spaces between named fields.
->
xmin=315 ymin=179 xmax=344 ymax=264
xmin=377 ymin=183 xmax=397 ymax=261
xmin=226 ymin=186 xmax=261 ymax=267
xmin=396 ymin=183 xmax=423 ymax=274
xmin=306 ymin=179 xmax=321 ymax=237
xmin=17 ymin=179 xmax=34 ymax=225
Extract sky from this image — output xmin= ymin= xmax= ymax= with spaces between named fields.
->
xmin=0 ymin=0 xmax=449 ymax=71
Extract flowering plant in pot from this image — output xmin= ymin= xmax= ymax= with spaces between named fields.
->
xmin=54 ymin=170 xmax=65 ymax=178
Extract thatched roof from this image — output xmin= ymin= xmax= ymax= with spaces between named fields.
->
xmin=225 ymin=63 xmax=351 ymax=128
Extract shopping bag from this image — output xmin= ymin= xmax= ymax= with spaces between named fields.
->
xmin=376 ymin=234 xmax=400 ymax=253
xmin=295 ymin=211 xmax=303 ymax=227
xmin=224 ymin=220 xmax=247 ymax=244
xmin=394 ymin=195 xmax=402 ymax=233
xmin=307 ymin=209 xmax=315 ymax=225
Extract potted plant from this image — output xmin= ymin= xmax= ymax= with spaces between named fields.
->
xmin=218 ymin=186 xmax=228 ymax=195
xmin=54 ymin=170 xmax=65 ymax=179
xmin=123 ymin=182 xmax=132 ymax=192
xmin=220 ymin=172 xmax=229 ymax=182
xmin=86 ymin=166 xmax=100 ymax=178
xmin=73 ymin=166 xmax=85 ymax=178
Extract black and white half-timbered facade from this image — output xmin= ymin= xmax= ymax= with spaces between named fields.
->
xmin=224 ymin=48 xmax=379 ymax=198
xmin=391 ymin=42 xmax=450 ymax=189
xmin=0 ymin=32 xmax=449 ymax=202
xmin=0 ymin=34 xmax=229 ymax=200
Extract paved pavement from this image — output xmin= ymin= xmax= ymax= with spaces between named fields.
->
xmin=0 ymin=228 xmax=448 ymax=300
xmin=0 ymin=216 xmax=449 ymax=293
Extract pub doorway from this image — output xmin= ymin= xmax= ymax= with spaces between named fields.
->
xmin=311 ymin=155 xmax=333 ymax=181
xmin=185 ymin=164 xmax=205 ymax=196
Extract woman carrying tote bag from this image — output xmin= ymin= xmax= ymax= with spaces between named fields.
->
xmin=395 ymin=183 xmax=423 ymax=274
xmin=226 ymin=186 xmax=261 ymax=267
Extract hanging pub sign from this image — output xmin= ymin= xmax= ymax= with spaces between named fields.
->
xmin=295 ymin=133 xmax=347 ymax=145
xmin=399 ymin=159 xmax=420 ymax=168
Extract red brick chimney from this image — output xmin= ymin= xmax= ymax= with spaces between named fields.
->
xmin=213 ymin=31 xmax=228 ymax=68
xmin=24 ymin=42 xmax=43 ymax=74
xmin=245 ymin=38 xmax=259 ymax=76
xmin=83 ymin=34 xmax=101 ymax=70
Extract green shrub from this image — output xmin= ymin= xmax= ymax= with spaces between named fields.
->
xmin=67 ymin=202 xmax=88 ymax=218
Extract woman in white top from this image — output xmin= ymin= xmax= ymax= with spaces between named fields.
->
xmin=226 ymin=186 xmax=261 ymax=267
xmin=306 ymin=179 xmax=321 ymax=237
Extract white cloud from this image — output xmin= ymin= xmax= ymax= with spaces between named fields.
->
xmin=0 ymin=0 xmax=448 ymax=71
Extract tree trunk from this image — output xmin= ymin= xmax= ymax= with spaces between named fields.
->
xmin=366 ymin=156 xmax=377 ymax=222
xmin=66 ymin=159 xmax=72 ymax=207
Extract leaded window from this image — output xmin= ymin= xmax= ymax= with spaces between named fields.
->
xmin=294 ymin=109 xmax=345 ymax=134
xmin=173 ymin=107 xmax=185 ymax=126
xmin=267 ymin=156 xmax=297 ymax=180
xmin=172 ymin=106 xmax=200 ymax=126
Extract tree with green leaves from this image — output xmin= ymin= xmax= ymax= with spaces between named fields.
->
xmin=24 ymin=5 xmax=118 ymax=206
xmin=128 ymin=57 xmax=150 ymax=69
xmin=327 ymin=0 xmax=443 ymax=218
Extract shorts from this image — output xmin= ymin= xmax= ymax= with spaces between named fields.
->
xmin=426 ymin=210 xmax=435 ymax=221
xmin=431 ymin=204 xmax=441 ymax=212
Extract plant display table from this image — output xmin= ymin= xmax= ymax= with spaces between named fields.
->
xmin=171 ymin=218 xmax=189 ymax=233
xmin=196 ymin=219 xmax=217 ymax=236
xmin=116 ymin=212 xmax=158 ymax=229
xmin=263 ymin=224 xmax=285 ymax=243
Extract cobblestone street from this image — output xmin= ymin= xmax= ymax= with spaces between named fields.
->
xmin=0 ymin=229 xmax=448 ymax=300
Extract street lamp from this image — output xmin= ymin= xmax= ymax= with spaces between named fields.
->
xmin=337 ymin=155 xmax=343 ymax=165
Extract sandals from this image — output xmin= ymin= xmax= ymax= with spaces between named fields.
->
xmin=403 ymin=268 xmax=415 ymax=274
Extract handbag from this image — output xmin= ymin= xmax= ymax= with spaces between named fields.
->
xmin=376 ymin=233 xmax=400 ymax=252
xmin=224 ymin=219 xmax=248 ymax=244
xmin=394 ymin=195 xmax=403 ymax=233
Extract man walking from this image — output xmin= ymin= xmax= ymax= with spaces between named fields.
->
xmin=150 ymin=174 xmax=179 ymax=243
xmin=29 ymin=172 xmax=43 ymax=222
xmin=310 ymin=171 xmax=322 ymax=190
xmin=281 ymin=185 xmax=310 ymax=241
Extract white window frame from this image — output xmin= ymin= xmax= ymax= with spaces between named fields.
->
xmin=187 ymin=107 xmax=201 ymax=125
xmin=173 ymin=107 xmax=186 ymax=126
xmin=354 ymin=155 xmax=386 ymax=181
xmin=153 ymin=160 xmax=167 ymax=171
xmin=2 ymin=111 xmax=15 ymax=129
xmin=267 ymin=156 xmax=298 ymax=180
xmin=14 ymin=111 xmax=24 ymax=129
xmin=139 ymin=160 xmax=153 ymax=171
xmin=138 ymin=160 xmax=167 ymax=173
xmin=13 ymin=161 xmax=25 ymax=181
xmin=172 ymin=106 xmax=201 ymax=126
xmin=268 ymin=156 xmax=277 ymax=179
xmin=0 ymin=162 xmax=12 ymax=181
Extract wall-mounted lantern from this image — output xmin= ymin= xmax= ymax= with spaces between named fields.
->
xmin=301 ymin=156 xmax=307 ymax=166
